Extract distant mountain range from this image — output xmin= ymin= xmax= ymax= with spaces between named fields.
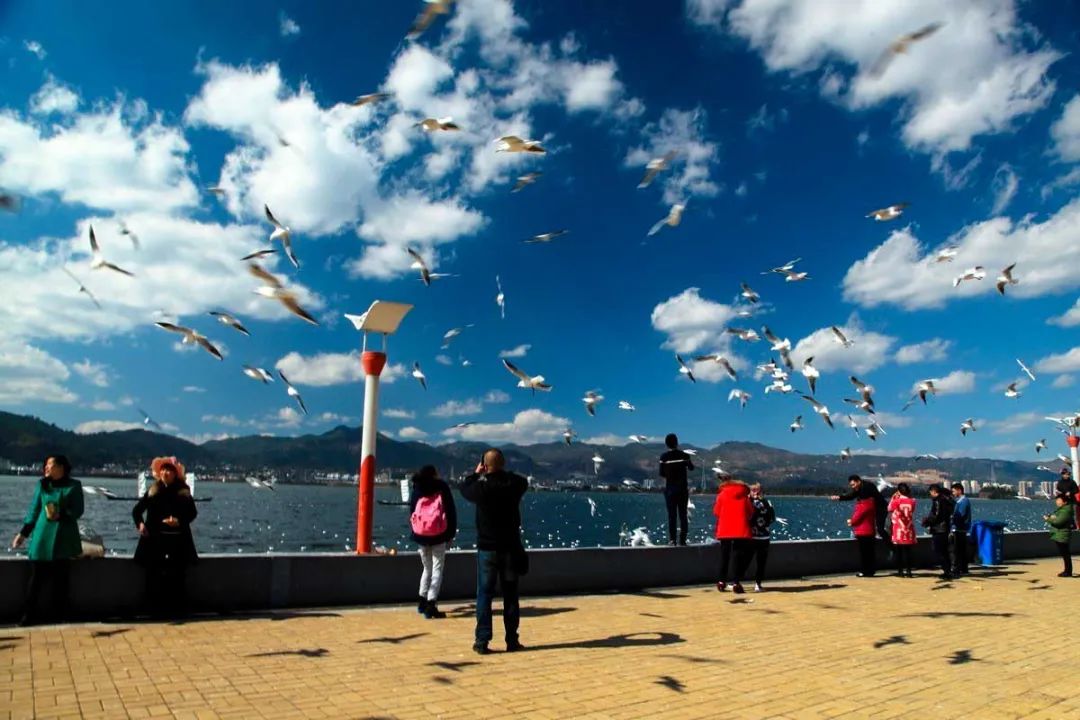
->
xmin=0 ymin=410 xmax=1049 ymax=488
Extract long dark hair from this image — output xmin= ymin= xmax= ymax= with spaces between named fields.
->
xmin=41 ymin=454 xmax=72 ymax=490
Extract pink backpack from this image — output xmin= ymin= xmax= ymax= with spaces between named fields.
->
xmin=411 ymin=494 xmax=447 ymax=537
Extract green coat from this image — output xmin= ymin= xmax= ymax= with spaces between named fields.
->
xmin=1046 ymin=504 xmax=1074 ymax=544
xmin=21 ymin=478 xmax=85 ymax=561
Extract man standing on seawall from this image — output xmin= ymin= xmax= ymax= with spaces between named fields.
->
xmin=951 ymin=483 xmax=971 ymax=576
xmin=461 ymin=449 xmax=529 ymax=655
xmin=659 ymin=433 xmax=694 ymax=546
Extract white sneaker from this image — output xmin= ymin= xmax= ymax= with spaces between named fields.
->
xmin=754 ymin=583 xmax=763 ymax=592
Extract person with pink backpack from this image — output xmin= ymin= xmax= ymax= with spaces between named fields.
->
xmin=409 ymin=465 xmax=457 ymax=619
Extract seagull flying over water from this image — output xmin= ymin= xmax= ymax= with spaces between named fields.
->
xmin=638 ymin=150 xmax=677 ymax=189
xmin=1017 ymin=359 xmax=1036 ymax=382
xmin=495 ymin=135 xmax=545 ymax=154
xmin=1035 ymin=439 xmax=1047 ymax=454
xmin=840 ymin=447 xmax=852 ymax=460
xmin=996 ymin=263 xmax=1018 ymax=295
xmin=411 ymin=362 xmax=427 ymax=390
xmin=88 ymin=225 xmax=134 ymax=277
xmin=583 ymin=391 xmax=604 ymax=416
xmin=511 ymin=172 xmax=542 ymax=192
xmin=960 ymin=418 xmax=976 ymax=436
xmin=264 ymin=205 xmax=298 ymax=268
xmin=790 ymin=415 xmax=803 ymax=433
xmin=61 ymin=266 xmax=102 ymax=309
xmin=502 ymin=359 xmax=551 ymax=393
xmin=137 ymin=407 xmax=162 ymax=431
xmin=801 ymin=394 xmax=834 ymax=429
xmin=208 ymin=311 xmax=250 ymax=336
xmin=648 ymin=202 xmax=686 ymax=237
xmin=629 ymin=435 xmax=648 ymax=444
xmin=1004 ymin=381 xmax=1021 ymax=399
xmin=781 ymin=268 xmax=810 ymax=282
xmin=154 ymin=322 xmax=223 ymax=360
xmin=248 ymin=263 xmax=319 ymax=325
xmin=866 ymin=202 xmax=909 ymax=221
xmin=279 ymin=371 xmax=307 ymax=414
xmin=563 ymin=428 xmax=575 ymax=445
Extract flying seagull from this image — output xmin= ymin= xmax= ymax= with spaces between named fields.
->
xmin=849 ymin=376 xmax=875 ymax=408
xmin=694 ymin=354 xmax=737 ymax=381
xmin=800 ymin=394 xmax=835 ymax=429
xmin=411 ymin=362 xmax=427 ymax=390
xmin=583 ymin=390 xmax=604 ymax=416
xmin=241 ymin=248 xmax=277 ymax=261
xmin=790 ymin=415 xmax=803 ymax=433
xmin=846 ymin=415 xmax=861 ymax=437
xmin=763 ymin=258 xmax=801 ymax=275
xmin=1035 ymin=439 xmax=1047 ymax=454
xmin=248 ymin=263 xmax=319 ymax=325
xmin=953 ymin=266 xmax=986 ymax=287
xmin=61 ymin=266 xmax=102 ymax=309
xmin=502 ymin=359 xmax=551 ymax=393
xmin=118 ymin=220 xmax=140 ymax=250
xmin=279 ymin=370 xmax=307 ymax=414
xmin=524 ymin=229 xmax=568 ymax=244
xmin=935 ymin=246 xmax=958 ymax=263
xmin=781 ymin=268 xmax=810 ymax=282
xmin=495 ymin=275 xmax=505 ymax=319
xmin=629 ymin=435 xmax=648 ymax=444
xmin=351 ymin=92 xmax=390 ymax=107
xmin=866 ymin=202 xmax=909 ymax=221
xmin=840 ymin=447 xmax=852 ymax=461
xmin=208 ymin=311 xmax=250 ymax=336
xmin=1004 ymin=381 xmax=1021 ymax=399
xmin=264 ymin=205 xmax=298 ymax=268
xmin=996 ymin=263 xmax=1018 ymax=295
xmin=870 ymin=22 xmax=945 ymax=77
xmin=137 ymin=407 xmax=162 ymax=431
xmin=511 ymin=172 xmax=542 ymax=193
xmin=740 ymin=282 xmax=760 ymax=304
xmin=407 ymin=247 xmax=444 ymax=286
xmin=1017 ymin=358 xmax=1036 ymax=382
xmin=407 ymin=0 xmax=454 ymax=39
xmin=638 ymin=150 xmax=677 ymax=189
xmin=676 ymin=354 xmax=696 ymax=383
xmin=154 ymin=322 xmax=223 ymax=360
xmin=728 ymin=389 xmax=751 ymax=410
xmin=831 ymin=326 xmax=853 ymax=348
xmin=495 ymin=135 xmax=546 ymax=154
xmin=726 ymin=327 xmax=760 ymax=343
xmin=618 ymin=401 xmax=636 ymax=412
xmin=563 ymin=428 xmax=575 ymax=445
xmin=242 ymin=366 xmax=274 ymax=384
xmin=960 ymin=418 xmax=976 ymax=436
xmin=648 ymin=202 xmax=686 ymax=237
xmin=88 ymin=225 xmax=135 ymax=277
xmin=801 ymin=357 xmax=820 ymax=395
xmin=417 ymin=116 xmax=460 ymax=132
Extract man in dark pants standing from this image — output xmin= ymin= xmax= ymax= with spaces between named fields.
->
xmin=951 ymin=482 xmax=971 ymax=575
xmin=461 ymin=448 xmax=529 ymax=655
xmin=923 ymin=484 xmax=955 ymax=580
xmin=659 ymin=433 xmax=694 ymax=546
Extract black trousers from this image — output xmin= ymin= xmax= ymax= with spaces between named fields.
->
xmin=931 ymin=533 xmax=951 ymax=576
xmin=855 ymin=536 xmax=876 ymax=576
xmin=23 ymin=560 xmax=71 ymax=623
xmin=1056 ymin=542 xmax=1073 ymax=576
xmin=894 ymin=545 xmax=913 ymax=574
xmin=144 ymin=561 xmax=189 ymax=617
xmin=664 ymin=489 xmax=689 ymax=544
xmin=952 ymin=533 xmax=969 ymax=574
xmin=738 ymin=540 xmax=770 ymax=585
xmin=719 ymin=539 xmax=752 ymax=584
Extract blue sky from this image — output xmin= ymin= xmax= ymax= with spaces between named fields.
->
xmin=1 ymin=0 xmax=1079 ymax=461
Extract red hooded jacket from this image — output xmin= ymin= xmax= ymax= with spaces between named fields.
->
xmin=850 ymin=497 xmax=877 ymax=537
xmin=713 ymin=481 xmax=752 ymax=539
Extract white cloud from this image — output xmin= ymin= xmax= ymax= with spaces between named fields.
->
xmin=581 ymin=433 xmax=630 ymax=446
xmin=915 ymin=370 xmax=976 ymax=395
xmin=275 ymin=351 xmax=362 ymax=386
xmin=275 ymin=407 xmax=304 ymax=428
xmin=1052 ymin=375 xmax=1075 ymax=389
xmin=23 ymin=41 xmax=46 ymax=60
xmin=71 ymin=359 xmax=109 ymax=387
xmin=435 ymin=354 xmax=454 ymax=366
xmin=564 ymin=59 xmax=624 ymax=112
xmin=1051 ymin=94 xmax=1080 ymax=162
xmin=384 ymin=408 xmax=416 ymax=419
xmin=691 ymin=0 xmax=1061 ymax=155
xmin=0 ymin=341 xmax=76 ymax=405
xmin=430 ymin=399 xmax=484 ymax=418
xmin=625 ymin=107 xmax=721 ymax=205
xmin=483 ymin=390 xmax=510 ymax=404
xmin=650 ymin=287 xmax=737 ymax=355
xmin=498 ymin=343 xmax=531 ymax=359
xmin=317 ymin=412 xmax=355 ymax=424
xmin=29 ymin=76 xmax=79 ymax=116
xmin=894 ymin=339 xmax=951 ymax=365
xmin=441 ymin=408 xmax=570 ymax=445
xmin=201 ymin=414 xmax=242 ymax=427
xmin=1034 ymin=348 xmax=1080 ymax=375
xmin=397 ymin=426 xmax=429 ymax=440
xmin=90 ymin=401 xmax=116 ymax=411
xmin=380 ymin=363 xmax=408 ymax=384
xmin=790 ymin=318 xmax=896 ymax=374
xmin=279 ymin=12 xmax=301 ymax=37
xmin=990 ymin=164 xmax=1019 ymax=215
xmin=1047 ymin=298 xmax=1080 ymax=327
xmin=843 ymin=198 xmax=1080 ymax=310
xmin=866 ymin=411 xmax=913 ymax=430
xmin=182 ymin=386 xmax=206 ymax=393
xmin=1042 ymin=167 xmax=1080 ymax=201
xmin=987 ymin=411 xmax=1045 ymax=435
xmin=73 ymin=420 xmax=142 ymax=434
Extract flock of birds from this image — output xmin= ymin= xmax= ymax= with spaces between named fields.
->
xmin=2 ymin=2 xmax=1075 ymax=503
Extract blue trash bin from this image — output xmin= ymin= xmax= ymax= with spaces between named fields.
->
xmin=970 ymin=521 xmax=1007 ymax=565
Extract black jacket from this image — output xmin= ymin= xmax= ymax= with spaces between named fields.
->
xmin=408 ymin=475 xmax=457 ymax=546
xmin=838 ymin=482 xmax=886 ymax=521
xmin=132 ymin=481 xmax=198 ymax=565
xmin=659 ymin=449 xmax=694 ymax=494
xmin=922 ymin=494 xmax=954 ymax=534
xmin=461 ymin=470 xmax=528 ymax=551
xmin=1057 ymin=478 xmax=1078 ymax=504
xmin=750 ymin=497 xmax=776 ymax=539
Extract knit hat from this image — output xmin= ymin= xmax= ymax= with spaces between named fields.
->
xmin=150 ymin=456 xmax=186 ymax=481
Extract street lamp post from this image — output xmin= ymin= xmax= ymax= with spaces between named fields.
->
xmin=345 ymin=301 xmax=413 ymax=554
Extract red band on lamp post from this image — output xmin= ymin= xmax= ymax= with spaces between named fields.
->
xmin=1068 ymin=436 xmax=1079 ymax=449
xmin=362 ymin=351 xmax=386 ymax=376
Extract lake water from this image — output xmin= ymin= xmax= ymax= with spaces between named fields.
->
xmin=0 ymin=475 xmax=1053 ymax=556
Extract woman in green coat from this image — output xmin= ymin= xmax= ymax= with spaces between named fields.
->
xmin=9 ymin=455 xmax=84 ymax=625
xmin=1044 ymin=493 xmax=1074 ymax=578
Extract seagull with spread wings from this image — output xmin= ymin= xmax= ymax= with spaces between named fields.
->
xmin=154 ymin=322 xmax=223 ymax=360
xmin=264 ymin=205 xmax=298 ymax=268
xmin=676 ymin=354 xmax=696 ymax=383
xmin=88 ymin=225 xmax=135 ymax=277
xmin=495 ymin=135 xmax=546 ymax=154
xmin=694 ymin=354 xmax=737 ymax=381
xmin=648 ymin=202 xmax=686 ymax=237
xmin=502 ymin=359 xmax=551 ymax=393
xmin=638 ymin=150 xmax=677 ymax=189
xmin=996 ymin=263 xmax=1018 ymax=295
xmin=407 ymin=0 xmax=454 ymax=39
xmin=209 ymin=311 xmax=250 ymax=336
xmin=866 ymin=202 xmax=909 ymax=221
xmin=248 ymin=263 xmax=319 ymax=325
xmin=279 ymin=371 xmax=307 ymax=414
xmin=61 ymin=266 xmax=102 ymax=309
xmin=511 ymin=172 xmax=542 ymax=192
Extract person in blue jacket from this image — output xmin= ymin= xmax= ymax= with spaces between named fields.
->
xmin=951 ymin=483 xmax=972 ymax=576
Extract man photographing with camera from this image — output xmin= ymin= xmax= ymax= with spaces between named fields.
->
xmin=461 ymin=448 xmax=529 ymax=655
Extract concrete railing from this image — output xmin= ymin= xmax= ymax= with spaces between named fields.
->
xmin=0 ymin=531 xmax=1067 ymax=622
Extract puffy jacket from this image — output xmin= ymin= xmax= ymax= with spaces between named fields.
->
xmin=922 ymin=495 xmax=954 ymax=534
xmin=713 ymin=481 xmax=752 ymax=539
xmin=887 ymin=494 xmax=917 ymax=545
xmin=850 ymin=497 xmax=877 ymax=538
xmin=1047 ymin=504 xmax=1074 ymax=544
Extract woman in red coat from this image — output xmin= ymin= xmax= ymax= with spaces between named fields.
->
xmin=887 ymin=482 xmax=917 ymax=577
xmin=713 ymin=475 xmax=753 ymax=594
xmin=847 ymin=496 xmax=877 ymax=577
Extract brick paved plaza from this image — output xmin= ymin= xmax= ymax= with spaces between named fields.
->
xmin=1 ymin=556 xmax=1074 ymax=720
